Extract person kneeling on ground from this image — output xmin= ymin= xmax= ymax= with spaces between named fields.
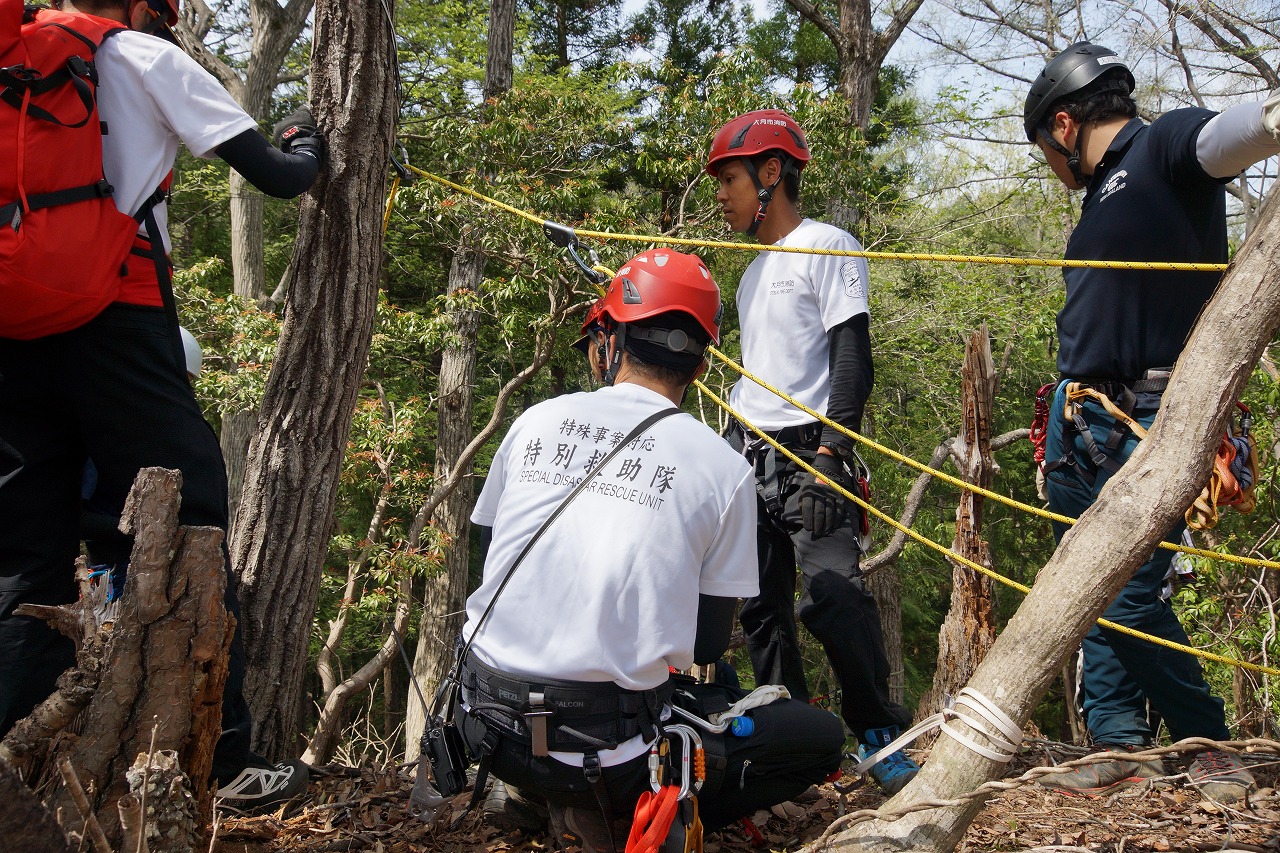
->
xmin=457 ymin=250 xmax=846 ymax=852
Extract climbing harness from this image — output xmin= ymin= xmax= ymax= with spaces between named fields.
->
xmin=1039 ymin=376 xmax=1163 ymax=488
xmin=1043 ymin=376 xmax=1258 ymax=531
xmin=626 ymin=724 xmax=706 ymax=853
xmin=1186 ymin=402 xmax=1259 ymax=531
xmin=727 ymin=419 xmax=872 ymax=549
xmin=416 ymin=407 xmax=680 ymax=828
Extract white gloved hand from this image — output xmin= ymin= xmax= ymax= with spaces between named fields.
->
xmin=1263 ymin=89 xmax=1280 ymax=141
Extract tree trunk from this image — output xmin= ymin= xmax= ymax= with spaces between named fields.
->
xmin=218 ymin=408 xmax=256 ymax=531
xmin=406 ymin=246 xmax=483 ymax=760
xmin=233 ymin=0 xmax=396 ymax=760
xmin=784 ymin=0 xmax=925 ymax=130
xmin=184 ymin=0 xmax=313 ymax=546
xmin=404 ymin=0 xmax=515 ymax=761
xmin=229 ymin=173 xmax=267 ymax=304
xmin=865 ymin=566 xmax=904 ymax=706
xmin=918 ymin=327 xmax=998 ymax=720
xmin=811 ymin=187 xmax=1280 ymax=852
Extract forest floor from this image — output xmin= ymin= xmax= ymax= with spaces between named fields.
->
xmin=217 ymin=741 xmax=1280 ymax=852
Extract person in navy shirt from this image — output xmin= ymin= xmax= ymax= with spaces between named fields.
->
xmin=1026 ymin=42 xmax=1278 ymax=802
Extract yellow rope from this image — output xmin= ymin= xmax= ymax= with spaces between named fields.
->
xmin=707 ymin=346 xmax=1280 ymax=573
xmin=395 ymin=163 xmax=1278 ymax=677
xmin=383 ymin=173 xmax=402 ymax=235
xmin=693 ymin=380 xmax=1280 ymax=678
xmin=409 ymin=166 xmax=1229 ymax=273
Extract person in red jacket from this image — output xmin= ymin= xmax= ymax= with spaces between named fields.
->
xmin=0 ymin=0 xmax=322 ymax=810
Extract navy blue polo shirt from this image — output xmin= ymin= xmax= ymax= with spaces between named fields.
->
xmin=1057 ymin=109 xmax=1228 ymax=380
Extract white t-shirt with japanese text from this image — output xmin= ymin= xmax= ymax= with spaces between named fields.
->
xmin=466 ymin=383 xmax=759 ymax=694
xmin=729 ymin=218 xmax=870 ymax=429
xmin=95 ymin=30 xmax=258 ymax=250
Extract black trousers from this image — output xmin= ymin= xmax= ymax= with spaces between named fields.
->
xmin=731 ymin=425 xmax=911 ymax=739
xmin=0 ymin=304 xmax=250 ymax=780
xmin=460 ymin=695 xmax=844 ymax=832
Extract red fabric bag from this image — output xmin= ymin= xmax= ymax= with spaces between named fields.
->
xmin=0 ymin=0 xmax=139 ymax=339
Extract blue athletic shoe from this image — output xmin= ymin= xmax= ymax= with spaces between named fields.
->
xmin=860 ymin=726 xmax=920 ymax=796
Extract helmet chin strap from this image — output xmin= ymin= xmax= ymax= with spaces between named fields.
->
xmin=740 ymin=157 xmax=795 ymax=237
xmin=602 ymin=325 xmax=627 ymax=386
xmin=1037 ymin=125 xmax=1089 ymax=187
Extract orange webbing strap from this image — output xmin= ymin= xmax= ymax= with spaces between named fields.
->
xmin=1186 ymin=429 xmax=1259 ymax=531
xmin=626 ymin=786 xmax=681 ymax=853
xmin=1063 ymin=383 xmax=1149 ymax=440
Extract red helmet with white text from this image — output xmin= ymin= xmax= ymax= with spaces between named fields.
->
xmin=705 ymin=109 xmax=810 ymax=177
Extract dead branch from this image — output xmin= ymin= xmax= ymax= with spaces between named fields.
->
xmin=57 ymin=758 xmax=112 ymax=853
xmin=862 ymin=427 xmax=1031 ymax=577
xmin=118 ymin=794 xmax=145 ymax=853
xmin=304 ymin=584 xmax=414 ymax=765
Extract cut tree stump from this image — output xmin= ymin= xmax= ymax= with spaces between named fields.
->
xmin=0 ymin=467 xmax=233 ymax=848
xmin=918 ymin=326 xmax=999 ymax=722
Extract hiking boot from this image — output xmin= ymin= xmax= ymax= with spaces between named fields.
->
xmin=483 ymin=780 xmax=549 ymax=834
xmin=1188 ymin=749 xmax=1256 ymax=804
xmin=215 ymin=754 xmax=309 ymax=812
xmin=1039 ymin=744 xmax=1162 ymax=795
xmin=859 ymin=726 xmax=920 ymax=796
xmin=549 ymin=803 xmax=626 ymax=853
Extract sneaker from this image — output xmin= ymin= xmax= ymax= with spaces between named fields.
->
xmin=215 ymin=755 xmax=309 ymax=812
xmin=483 ymin=780 xmax=549 ymax=834
xmin=548 ymin=803 xmax=625 ymax=853
xmin=860 ymin=726 xmax=920 ymax=796
xmin=1188 ymin=749 xmax=1256 ymax=804
xmin=1039 ymin=744 xmax=1162 ymax=795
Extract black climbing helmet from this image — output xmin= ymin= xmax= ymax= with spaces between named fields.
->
xmin=1023 ymin=43 xmax=1135 ymax=142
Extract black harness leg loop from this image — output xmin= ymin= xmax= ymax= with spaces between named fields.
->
xmin=582 ymin=750 xmax=618 ymax=853
xmin=450 ymin=727 xmax=501 ymax=829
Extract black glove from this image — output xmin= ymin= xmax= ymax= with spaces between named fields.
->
xmin=273 ymin=107 xmax=324 ymax=163
xmin=795 ymin=452 xmax=852 ymax=538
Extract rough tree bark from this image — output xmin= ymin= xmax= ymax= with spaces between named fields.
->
xmin=405 ymin=0 xmax=516 ymax=760
xmin=0 ymin=468 xmax=231 ymax=848
xmin=810 ymin=187 xmax=1280 ymax=852
xmin=783 ymin=0 xmax=924 ymax=129
xmin=181 ymin=0 xmax=313 ymax=542
xmin=232 ymin=0 xmax=397 ymax=760
xmin=918 ymin=326 xmax=998 ymax=720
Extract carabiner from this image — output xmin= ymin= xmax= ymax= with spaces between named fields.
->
xmin=648 ymin=724 xmax=705 ymax=799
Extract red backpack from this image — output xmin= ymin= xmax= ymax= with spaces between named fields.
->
xmin=0 ymin=0 xmax=142 ymax=339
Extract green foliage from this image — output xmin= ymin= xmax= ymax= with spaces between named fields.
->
xmin=176 ymin=0 xmax=1280 ymax=754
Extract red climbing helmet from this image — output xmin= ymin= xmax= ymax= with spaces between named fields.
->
xmin=705 ymin=109 xmax=811 ymax=177
xmin=598 ymin=250 xmax=722 ymax=346
xmin=572 ymin=299 xmax=608 ymax=354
